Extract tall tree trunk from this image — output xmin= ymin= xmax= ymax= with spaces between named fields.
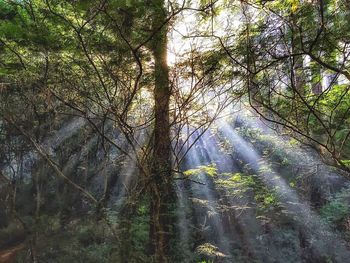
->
xmin=242 ymin=4 xmax=261 ymax=110
xmin=310 ymin=62 xmax=322 ymax=94
xmin=149 ymin=1 xmax=175 ymax=262
xmin=291 ymin=14 xmax=306 ymax=96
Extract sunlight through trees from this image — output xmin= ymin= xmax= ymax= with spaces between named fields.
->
xmin=0 ymin=0 xmax=349 ymax=262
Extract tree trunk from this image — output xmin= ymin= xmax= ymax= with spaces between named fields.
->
xmin=149 ymin=1 xmax=175 ymax=262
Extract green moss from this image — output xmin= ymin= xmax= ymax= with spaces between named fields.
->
xmin=184 ymin=164 xmax=218 ymax=178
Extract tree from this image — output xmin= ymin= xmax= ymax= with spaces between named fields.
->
xmin=0 ymin=0 xmax=180 ymax=261
xmin=148 ymin=0 xmax=175 ymax=261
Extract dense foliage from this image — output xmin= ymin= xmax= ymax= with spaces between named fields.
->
xmin=0 ymin=0 xmax=349 ymax=262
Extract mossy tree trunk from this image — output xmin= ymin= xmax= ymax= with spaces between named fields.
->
xmin=149 ymin=1 xmax=176 ymax=261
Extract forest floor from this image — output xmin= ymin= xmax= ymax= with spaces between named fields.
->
xmin=0 ymin=244 xmax=25 ymax=263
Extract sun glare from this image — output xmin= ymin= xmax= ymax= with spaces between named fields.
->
xmin=167 ymin=50 xmax=177 ymax=66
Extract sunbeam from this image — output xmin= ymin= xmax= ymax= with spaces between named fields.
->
xmin=217 ymin=120 xmax=350 ymax=261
